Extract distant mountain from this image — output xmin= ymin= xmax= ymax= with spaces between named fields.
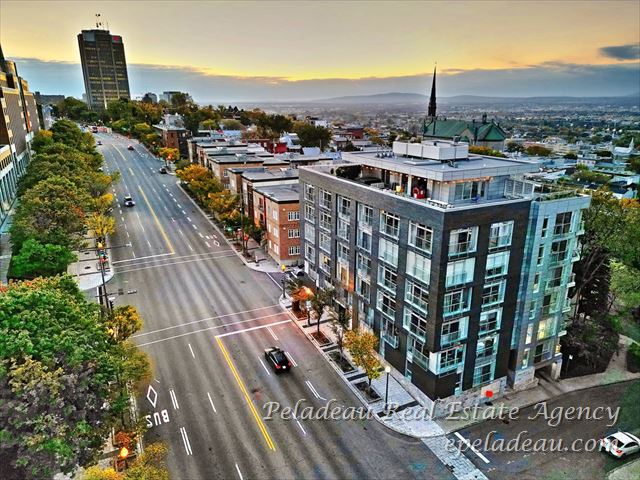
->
xmin=313 ymin=92 xmax=640 ymax=106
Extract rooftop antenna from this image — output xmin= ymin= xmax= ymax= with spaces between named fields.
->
xmin=95 ymin=13 xmax=102 ymax=29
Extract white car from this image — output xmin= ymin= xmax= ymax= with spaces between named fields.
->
xmin=599 ymin=432 xmax=640 ymax=458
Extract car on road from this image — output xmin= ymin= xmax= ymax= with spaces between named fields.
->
xmin=96 ymin=140 xmax=102 ymax=146
xmin=159 ymin=166 xmax=168 ymax=174
xmin=123 ymin=195 xmax=135 ymax=207
xmin=264 ymin=347 xmax=292 ymax=373
xmin=127 ymin=145 xmax=135 ymax=151
xmin=599 ymin=432 xmax=640 ymax=458
xmin=286 ymin=266 xmax=305 ymax=281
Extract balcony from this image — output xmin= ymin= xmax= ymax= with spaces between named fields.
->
xmin=567 ymin=272 xmax=576 ymax=288
xmin=446 ymin=272 xmax=472 ymax=288
xmin=576 ymin=221 xmax=585 ymax=235
xmin=441 ymin=330 xmax=465 ymax=347
xmin=448 ymin=242 xmax=474 ymax=258
xmin=411 ymin=349 xmax=429 ymax=371
xmin=383 ymin=332 xmax=399 ymax=348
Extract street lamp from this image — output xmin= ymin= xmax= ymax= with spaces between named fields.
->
xmin=280 ymin=264 xmax=286 ymax=300
xmin=384 ymin=366 xmax=392 ymax=411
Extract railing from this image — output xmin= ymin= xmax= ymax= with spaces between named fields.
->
xmin=446 ymin=272 xmax=472 ymax=288
xmin=411 ymin=349 xmax=429 ymax=370
xmin=449 ymin=242 xmax=474 ymax=257
xmin=382 ymin=332 xmax=399 ymax=348
xmin=441 ymin=331 xmax=465 ymax=347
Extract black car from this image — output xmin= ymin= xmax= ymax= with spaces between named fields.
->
xmin=123 ymin=195 xmax=135 ymax=207
xmin=127 ymin=145 xmax=134 ymax=151
xmin=159 ymin=166 xmax=168 ymax=174
xmin=264 ymin=347 xmax=292 ymax=373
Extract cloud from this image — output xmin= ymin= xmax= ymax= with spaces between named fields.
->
xmin=600 ymin=43 xmax=640 ymax=60
xmin=9 ymin=57 xmax=640 ymax=102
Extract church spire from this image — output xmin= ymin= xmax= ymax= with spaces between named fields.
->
xmin=427 ymin=65 xmax=437 ymax=119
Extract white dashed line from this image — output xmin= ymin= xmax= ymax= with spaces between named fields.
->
xmin=207 ymin=392 xmax=217 ymax=413
xmin=188 ymin=343 xmax=195 ymax=358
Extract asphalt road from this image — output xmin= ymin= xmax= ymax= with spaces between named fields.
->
xmin=450 ymin=381 xmax=640 ymax=480
xmin=98 ymin=133 xmax=455 ymax=480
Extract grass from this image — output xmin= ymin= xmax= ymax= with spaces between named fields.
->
xmin=604 ymin=380 xmax=640 ymax=473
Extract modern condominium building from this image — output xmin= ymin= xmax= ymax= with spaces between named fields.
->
xmin=77 ymin=29 xmax=130 ymax=110
xmin=0 ymin=45 xmax=40 ymax=228
xmin=299 ymin=140 xmax=589 ymax=412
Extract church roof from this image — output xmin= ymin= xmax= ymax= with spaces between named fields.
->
xmin=423 ymin=119 xmax=506 ymax=142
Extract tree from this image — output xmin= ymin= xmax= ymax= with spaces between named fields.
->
xmin=330 ymin=308 xmax=351 ymax=356
xmin=54 ymin=97 xmax=92 ymax=121
xmin=524 ymin=145 xmax=553 ymax=157
xmin=344 ymin=329 xmax=382 ymax=390
xmin=309 ymin=287 xmax=334 ymax=335
xmin=86 ymin=213 xmax=116 ymax=241
xmin=11 ymin=239 xmax=77 ymax=279
xmin=51 ymin=119 xmax=96 ymax=153
xmin=206 ymin=190 xmax=240 ymax=226
xmin=31 ymin=129 xmax=54 ymax=152
xmin=201 ymin=118 xmax=219 ymax=131
xmin=81 ymin=443 xmax=169 ymax=480
xmin=564 ymin=152 xmax=578 ymax=160
xmin=0 ymin=276 xmax=150 ymax=479
xmin=133 ymin=123 xmax=152 ymax=137
xmin=158 ymin=147 xmax=179 ymax=166
xmin=595 ymin=149 xmax=613 ymax=158
xmin=292 ymin=122 xmax=332 ymax=149
xmin=468 ymin=145 xmax=507 ymax=158
xmin=506 ymin=141 xmax=524 ymax=153
xmin=176 ymin=164 xmax=222 ymax=202
xmin=220 ymin=119 xmax=244 ymax=131
xmin=105 ymin=305 xmax=143 ymax=343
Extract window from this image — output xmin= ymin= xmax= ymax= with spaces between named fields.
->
xmin=551 ymin=240 xmax=568 ymax=263
xmin=547 ymin=266 xmax=564 ymax=289
xmin=441 ymin=317 xmax=467 ymax=346
xmin=446 ymin=258 xmax=475 ymax=287
xmin=271 ymin=208 xmax=278 ymax=220
xmin=473 ymin=363 xmax=494 ymax=387
xmin=408 ymin=222 xmax=433 ymax=253
xmin=304 ymin=223 xmax=314 ymax=242
xmin=537 ymin=318 xmax=555 ymax=340
xmin=273 ymin=244 xmax=279 ymax=254
xmin=521 ymin=348 xmax=530 ymax=369
xmin=378 ymin=264 xmax=398 ymax=293
xmin=319 ymin=212 xmax=331 ymax=231
xmin=223 ymin=169 xmax=229 ymax=178
xmin=489 ymin=221 xmax=514 ymax=250
xmin=554 ymin=212 xmax=572 ymax=236
xmin=356 ymin=253 xmax=371 ymax=278
xmin=443 ymin=288 xmax=472 ymax=316
xmin=337 ymin=242 xmax=349 ymax=263
xmin=533 ymin=272 xmax=541 ymax=293
xmin=337 ymin=217 xmax=350 ymax=240
xmin=320 ymin=189 xmax=332 ymax=209
xmin=476 ymin=334 xmax=497 ymax=360
xmin=358 ymin=204 xmax=374 ymax=227
xmin=405 ymin=279 xmax=429 ymax=313
xmin=288 ymin=211 xmax=300 ymax=221
xmin=378 ymin=237 xmax=399 ymax=267
xmin=377 ymin=290 xmax=396 ymax=319
xmin=449 ymin=227 xmax=478 ymax=256
xmin=288 ymin=245 xmax=300 ymax=256
xmin=380 ymin=211 xmax=400 ymax=238
xmin=319 ymin=252 xmax=331 ymax=273
xmin=304 ymin=184 xmax=315 ymax=202
xmin=406 ymin=250 xmax=431 ymax=285
xmin=537 ymin=245 xmax=545 ymax=266
xmin=534 ymin=340 xmax=552 ymax=363
xmin=357 ymin=228 xmax=372 ymax=252
xmin=273 ymin=227 xmax=279 ymax=239
xmin=338 ymin=196 xmax=351 ymax=217
xmin=288 ymin=229 xmax=300 ymax=239
xmin=482 ymin=280 xmax=506 ymax=307
xmin=485 ymin=251 xmax=510 ymax=279
xmin=319 ymin=231 xmax=331 ymax=253
xmin=356 ymin=276 xmax=370 ymax=299
xmin=439 ymin=345 xmax=465 ymax=373
xmin=408 ymin=337 xmax=429 ymax=370
xmin=479 ymin=309 xmax=501 ymax=335
xmin=305 ymin=244 xmax=315 ymax=263
xmin=305 ymin=204 xmax=315 ymax=223
xmin=454 ymin=181 xmax=485 ymax=201
xmin=541 ymin=216 xmax=549 ymax=238
xmin=403 ymin=308 xmax=427 ymax=340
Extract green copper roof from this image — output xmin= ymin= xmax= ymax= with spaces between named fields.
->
xmin=423 ymin=119 xmax=506 ymax=142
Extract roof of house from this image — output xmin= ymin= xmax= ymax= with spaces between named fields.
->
xmin=423 ymin=119 xmax=506 ymax=142
xmin=253 ymin=184 xmax=300 ymax=203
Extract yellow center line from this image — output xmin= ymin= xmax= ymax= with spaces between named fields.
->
xmin=137 ymin=185 xmax=175 ymax=254
xmin=216 ymin=337 xmax=276 ymax=451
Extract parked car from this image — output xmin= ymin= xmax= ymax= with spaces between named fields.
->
xmin=599 ymin=432 xmax=640 ymax=458
xmin=159 ymin=166 xmax=168 ymax=174
xmin=123 ymin=195 xmax=135 ymax=207
xmin=286 ymin=266 xmax=305 ymax=281
xmin=96 ymin=140 xmax=102 ymax=146
xmin=264 ymin=347 xmax=292 ymax=373
xmin=127 ymin=145 xmax=134 ymax=151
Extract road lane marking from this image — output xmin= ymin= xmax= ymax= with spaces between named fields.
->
xmin=178 ymin=229 xmax=184 ymax=236
xmin=112 ymin=252 xmax=173 ymax=264
xmin=187 ymin=216 xmax=192 ymax=222
xmin=181 ymin=209 xmax=186 ymax=214
xmin=173 ymin=198 xmax=178 ymax=203
xmin=133 ymin=306 xmax=282 ymax=338
xmin=177 ymin=203 xmax=182 ymax=208
xmin=188 ymin=244 xmax=194 ymax=252
xmin=188 ymin=343 xmax=195 ymax=358
xmin=215 ymin=319 xmax=292 ymax=339
xmin=147 ymin=240 xmax=152 ymax=248
xmin=198 ymin=232 xmax=204 ymax=238
xmin=305 ymin=380 xmax=326 ymax=400
xmin=179 ymin=427 xmax=193 ymax=455
xmin=207 ymin=392 xmax=217 ymax=413
xmin=128 ymin=167 xmax=135 ymax=176
xmin=164 ymin=206 xmax=169 ymax=211
xmin=192 ymin=224 xmax=198 ymax=230
xmin=454 ymin=432 xmax=490 ymax=464
xmin=205 ymin=241 xmax=211 ymax=248
xmin=169 ymin=389 xmax=180 ymax=410
xmin=136 ymin=313 xmax=288 ymax=347
xmin=286 ymin=352 xmax=298 ymax=367
xmin=293 ymin=413 xmax=307 ymax=436
xmin=235 ymin=464 xmax=243 ymax=480
xmin=214 ymin=240 xmax=220 ymax=246
xmin=216 ymin=337 xmax=276 ymax=451
xmin=114 ymin=253 xmax=236 ymax=275
xmin=267 ymin=326 xmax=278 ymax=341
xmin=258 ymin=358 xmax=272 ymax=376
xmin=137 ymin=185 xmax=175 ymax=253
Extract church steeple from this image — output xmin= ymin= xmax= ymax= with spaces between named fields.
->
xmin=427 ymin=66 xmax=437 ymax=119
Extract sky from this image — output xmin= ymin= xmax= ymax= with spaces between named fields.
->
xmin=1 ymin=0 xmax=639 ymax=102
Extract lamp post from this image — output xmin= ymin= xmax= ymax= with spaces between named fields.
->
xmin=384 ymin=365 xmax=391 ymax=411
xmin=280 ymin=264 xmax=286 ymax=300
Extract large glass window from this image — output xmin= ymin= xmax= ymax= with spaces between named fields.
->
xmin=476 ymin=334 xmax=498 ymax=361
xmin=304 ymin=184 xmax=315 ymax=202
xmin=304 ymin=204 xmax=315 ymax=224
xmin=358 ymin=204 xmax=374 ymax=227
xmin=377 ymin=290 xmax=396 ymax=319
xmin=356 ymin=276 xmax=370 ymax=299
xmin=439 ymin=345 xmax=465 ymax=373
xmin=305 ymin=244 xmax=315 ymax=263
xmin=485 ymin=251 xmax=510 ymax=279
xmin=380 ymin=211 xmax=400 ymax=238
xmin=337 ymin=217 xmax=350 ymax=240
xmin=288 ymin=229 xmax=300 ymax=239
xmin=288 ymin=211 xmax=300 ymax=221
xmin=443 ymin=288 xmax=472 ymax=316
xmin=446 ymin=258 xmax=475 ymax=287
xmin=408 ymin=222 xmax=433 ymax=253
xmin=319 ymin=231 xmax=331 ymax=253
xmin=378 ymin=264 xmax=398 ymax=293
xmin=489 ymin=221 xmax=514 ymax=250
xmin=319 ymin=252 xmax=331 ymax=273
xmin=338 ymin=196 xmax=351 ymax=217
xmin=441 ymin=317 xmax=468 ymax=346
xmin=551 ymin=240 xmax=568 ymax=263
xmin=482 ymin=280 xmax=506 ymax=307
xmin=554 ymin=212 xmax=572 ymax=236
xmin=405 ymin=279 xmax=429 ymax=313
xmin=337 ymin=242 xmax=349 ymax=263
xmin=319 ymin=212 xmax=331 ymax=231
xmin=473 ymin=363 xmax=494 ymax=387
xmin=378 ymin=237 xmax=399 ymax=267
xmin=319 ymin=189 xmax=332 ymax=209
xmin=406 ymin=250 xmax=431 ymax=285
xmin=479 ymin=308 xmax=501 ymax=335
xmin=357 ymin=228 xmax=372 ymax=252
xmin=403 ymin=308 xmax=427 ymax=341
xmin=356 ymin=252 xmax=371 ymax=278
xmin=449 ymin=227 xmax=478 ymax=256
xmin=454 ymin=181 xmax=485 ymax=201
xmin=304 ymin=222 xmax=315 ymax=242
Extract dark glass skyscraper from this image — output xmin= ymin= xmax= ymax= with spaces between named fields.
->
xmin=77 ymin=29 xmax=130 ymax=110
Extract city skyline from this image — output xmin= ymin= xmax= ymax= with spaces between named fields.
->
xmin=1 ymin=0 xmax=639 ymax=101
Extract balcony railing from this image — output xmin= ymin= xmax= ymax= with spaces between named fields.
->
xmin=382 ymin=332 xmax=399 ymax=349
xmin=446 ymin=272 xmax=472 ymax=288
xmin=441 ymin=330 xmax=465 ymax=347
xmin=411 ymin=349 xmax=429 ymax=371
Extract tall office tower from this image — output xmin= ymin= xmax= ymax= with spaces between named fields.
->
xmin=77 ymin=28 xmax=130 ymax=110
xmin=299 ymin=140 xmax=589 ymax=415
xmin=0 ymin=44 xmax=41 ymax=228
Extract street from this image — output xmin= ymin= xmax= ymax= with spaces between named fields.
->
xmin=99 ymin=133 xmax=455 ymax=480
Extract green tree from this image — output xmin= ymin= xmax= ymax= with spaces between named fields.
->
xmin=31 ymin=129 xmax=54 ymax=152
xmin=292 ymin=122 xmax=332 ymax=149
xmin=105 ymin=305 xmax=143 ymax=343
xmin=158 ymin=147 xmax=179 ymax=166
xmin=54 ymin=97 xmax=92 ymax=121
xmin=220 ymin=119 xmax=244 ymax=131
xmin=330 ymin=308 xmax=351 ymax=356
xmin=563 ymin=152 xmax=578 ymax=160
xmin=344 ymin=329 xmax=382 ymax=390
xmin=309 ymin=287 xmax=334 ymax=335
xmin=524 ymin=145 xmax=553 ymax=157
xmin=506 ymin=141 xmax=524 ymax=153
xmin=177 ymin=164 xmax=222 ymax=202
xmin=50 ymin=119 xmax=96 ymax=153
xmin=86 ymin=213 xmax=116 ymax=241
xmin=468 ymin=145 xmax=507 ymax=158
xmin=11 ymin=239 xmax=77 ymax=279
